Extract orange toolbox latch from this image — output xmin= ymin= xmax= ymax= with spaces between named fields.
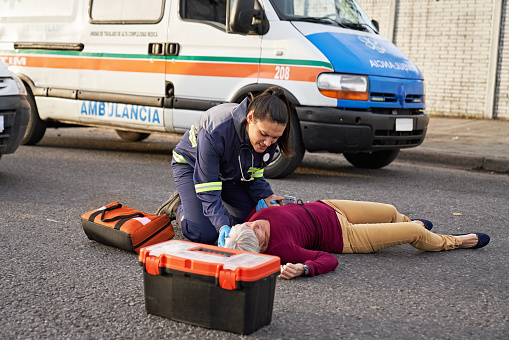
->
xmin=145 ymin=256 xmax=161 ymax=275
xmin=218 ymin=269 xmax=237 ymax=290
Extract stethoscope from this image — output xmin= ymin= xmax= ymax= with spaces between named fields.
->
xmin=238 ymin=143 xmax=271 ymax=181
xmin=238 ymin=143 xmax=254 ymax=181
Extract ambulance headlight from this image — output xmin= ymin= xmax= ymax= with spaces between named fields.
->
xmin=317 ymin=73 xmax=369 ymax=101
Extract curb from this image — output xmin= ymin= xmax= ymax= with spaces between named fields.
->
xmin=398 ymin=149 xmax=509 ymax=173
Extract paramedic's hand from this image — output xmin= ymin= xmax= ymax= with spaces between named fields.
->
xmin=218 ymin=225 xmax=231 ymax=247
xmin=256 ymin=199 xmax=269 ymax=211
xmin=264 ymin=194 xmax=283 ymax=207
xmin=279 ymin=263 xmax=305 ymax=280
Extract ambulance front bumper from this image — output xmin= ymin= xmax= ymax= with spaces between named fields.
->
xmin=295 ymin=106 xmax=429 ymax=153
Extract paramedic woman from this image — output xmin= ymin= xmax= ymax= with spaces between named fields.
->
xmin=157 ymin=86 xmax=293 ymax=246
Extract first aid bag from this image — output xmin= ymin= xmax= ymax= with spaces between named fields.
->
xmin=81 ymin=202 xmax=174 ymax=253
xmin=139 ymin=240 xmax=281 ymax=334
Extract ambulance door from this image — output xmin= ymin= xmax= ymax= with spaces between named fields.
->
xmin=166 ymin=0 xmax=263 ymax=132
xmin=79 ymin=0 xmax=169 ymax=132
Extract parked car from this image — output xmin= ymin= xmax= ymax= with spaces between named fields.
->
xmin=0 ymin=61 xmax=30 ymax=162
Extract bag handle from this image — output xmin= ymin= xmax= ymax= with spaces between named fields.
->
xmin=93 ymin=203 xmax=145 ymax=222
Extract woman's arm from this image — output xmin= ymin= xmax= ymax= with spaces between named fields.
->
xmin=193 ymin=130 xmax=229 ymax=231
xmin=269 ymin=244 xmax=339 ymax=279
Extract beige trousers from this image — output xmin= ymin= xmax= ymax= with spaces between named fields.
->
xmin=321 ymin=200 xmax=462 ymax=253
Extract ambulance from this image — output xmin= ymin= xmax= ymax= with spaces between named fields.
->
xmin=0 ymin=0 xmax=428 ymax=178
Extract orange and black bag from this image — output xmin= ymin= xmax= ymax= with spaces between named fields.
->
xmin=81 ymin=202 xmax=174 ymax=253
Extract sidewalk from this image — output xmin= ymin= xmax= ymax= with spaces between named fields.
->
xmin=398 ymin=117 xmax=509 ymax=173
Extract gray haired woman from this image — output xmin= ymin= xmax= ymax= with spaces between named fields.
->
xmin=224 ymin=200 xmax=490 ymax=280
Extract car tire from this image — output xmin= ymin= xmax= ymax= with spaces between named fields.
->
xmin=21 ymin=87 xmax=47 ymax=145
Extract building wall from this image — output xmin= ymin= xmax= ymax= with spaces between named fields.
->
xmin=357 ymin=0 xmax=508 ymax=119
xmin=496 ymin=0 xmax=509 ymax=119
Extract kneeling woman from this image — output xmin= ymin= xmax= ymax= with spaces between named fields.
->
xmin=159 ymin=86 xmax=293 ymax=246
xmin=224 ymin=200 xmax=490 ymax=279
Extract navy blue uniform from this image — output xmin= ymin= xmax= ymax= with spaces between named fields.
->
xmin=171 ymin=98 xmax=277 ymax=244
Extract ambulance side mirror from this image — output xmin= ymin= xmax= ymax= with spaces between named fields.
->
xmin=227 ymin=0 xmax=269 ymax=35
xmin=371 ymin=19 xmax=380 ymax=33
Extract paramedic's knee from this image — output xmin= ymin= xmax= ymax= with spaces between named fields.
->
xmin=182 ymin=221 xmax=218 ymax=245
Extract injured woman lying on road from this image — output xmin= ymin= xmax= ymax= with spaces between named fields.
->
xmin=224 ymin=200 xmax=490 ymax=280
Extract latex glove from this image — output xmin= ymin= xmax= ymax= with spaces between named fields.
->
xmin=256 ymin=199 xmax=269 ymax=211
xmin=218 ymin=225 xmax=231 ymax=247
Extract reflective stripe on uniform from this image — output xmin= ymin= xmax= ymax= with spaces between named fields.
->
xmin=249 ymin=167 xmax=264 ymax=178
xmin=195 ymin=181 xmax=222 ymax=193
xmin=188 ymin=125 xmax=197 ymax=147
xmin=172 ymin=150 xmax=188 ymax=164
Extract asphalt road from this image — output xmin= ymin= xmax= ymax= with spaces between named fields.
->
xmin=1 ymin=127 xmax=508 ymax=339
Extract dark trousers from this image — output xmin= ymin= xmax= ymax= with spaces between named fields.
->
xmin=172 ymin=162 xmax=256 ymax=244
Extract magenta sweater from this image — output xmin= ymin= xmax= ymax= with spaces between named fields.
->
xmin=247 ymin=201 xmax=342 ymax=276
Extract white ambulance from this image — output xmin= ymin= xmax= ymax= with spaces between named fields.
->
xmin=0 ymin=0 xmax=428 ymax=178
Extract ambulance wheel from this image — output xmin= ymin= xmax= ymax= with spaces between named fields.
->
xmin=21 ymin=87 xmax=47 ymax=145
xmin=343 ymin=149 xmax=400 ymax=169
xmin=115 ymin=130 xmax=150 ymax=142
xmin=264 ymin=113 xmax=305 ymax=179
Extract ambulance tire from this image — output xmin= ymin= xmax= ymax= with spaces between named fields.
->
xmin=343 ymin=149 xmax=400 ymax=169
xmin=115 ymin=130 xmax=150 ymax=142
xmin=21 ymin=88 xmax=47 ymax=145
xmin=264 ymin=113 xmax=305 ymax=179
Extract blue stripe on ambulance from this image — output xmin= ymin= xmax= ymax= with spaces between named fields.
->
xmin=305 ymin=32 xmax=425 ymax=109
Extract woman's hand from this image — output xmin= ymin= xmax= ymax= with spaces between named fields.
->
xmin=279 ymin=263 xmax=305 ymax=280
xmin=264 ymin=194 xmax=284 ymax=207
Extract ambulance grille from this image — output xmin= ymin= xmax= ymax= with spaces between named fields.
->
xmin=370 ymin=93 xmax=396 ymax=102
xmin=370 ymin=93 xmax=424 ymax=104
xmin=370 ymin=108 xmax=424 ymax=116
xmin=372 ymin=130 xmax=424 ymax=147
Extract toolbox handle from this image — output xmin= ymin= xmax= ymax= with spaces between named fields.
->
xmin=99 ymin=203 xmax=145 ymax=222
xmin=193 ymin=247 xmax=234 ymax=257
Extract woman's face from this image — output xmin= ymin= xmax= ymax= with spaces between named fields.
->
xmin=243 ymin=219 xmax=270 ymax=252
xmin=246 ymin=111 xmax=286 ymax=154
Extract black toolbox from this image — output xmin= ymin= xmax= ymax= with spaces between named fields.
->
xmin=139 ymin=240 xmax=281 ymax=335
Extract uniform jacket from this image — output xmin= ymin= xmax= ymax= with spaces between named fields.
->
xmin=172 ymin=98 xmax=277 ymax=231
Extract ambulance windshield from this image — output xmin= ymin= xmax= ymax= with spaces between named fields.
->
xmin=270 ymin=0 xmax=377 ymax=33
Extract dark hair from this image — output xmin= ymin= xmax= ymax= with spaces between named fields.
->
xmin=247 ymin=86 xmax=293 ymax=157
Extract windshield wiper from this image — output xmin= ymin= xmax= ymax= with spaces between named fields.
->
xmin=338 ymin=22 xmax=373 ymax=32
xmin=290 ymin=17 xmax=339 ymax=26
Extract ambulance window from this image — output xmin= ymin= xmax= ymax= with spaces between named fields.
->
xmin=89 ymin=0 xmax=165 ymax=24
xmin=180 ymin=0 xmax=227 ymax=28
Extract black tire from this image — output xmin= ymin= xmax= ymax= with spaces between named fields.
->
xmin=264 ymin=112 xmax=305 ymax=179
xmin=115 ymin=130 xmax=150 ymax=142
xmin=343 ymin=149 xmax=400 ymax=169
xmin=21 ymin=87 xmax=46 ymax=145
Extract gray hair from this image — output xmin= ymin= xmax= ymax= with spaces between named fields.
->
xmin=224 ymin=224 xmax=260 ymax=253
